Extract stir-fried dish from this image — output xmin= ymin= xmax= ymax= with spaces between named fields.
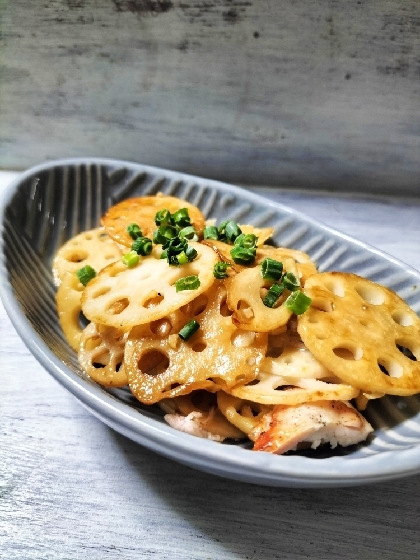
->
xmin=52 ymin=194 xmax=420 ymax=454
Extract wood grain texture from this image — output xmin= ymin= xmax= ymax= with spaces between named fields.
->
xmin=1 ymin=2 xmax=420 ymax=194
xmin=1 ymin=172 xmax=420 ymax=559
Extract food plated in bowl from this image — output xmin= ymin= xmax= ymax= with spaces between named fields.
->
xmin=1 ymin=158 xmax=420 ymax=487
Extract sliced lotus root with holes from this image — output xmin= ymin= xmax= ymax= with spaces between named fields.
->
xmin=102 ymin=195 xmax=206 ymax=247
xmin=297 ymin=272 xmax=420 ymax=396
xmin=225 ymin=258 xmax=300 ymax=332
xmin=78 ymin=322 xmax=128 ymax=387
xmin=217 ymin=391 xmax=272 ymax=437
xmin=124 ymin=282 xmax=268 ymax=404
xmin=81 ymin=241 xmax=218 ymax=329
xmin=160 ymin=391 xmax=245 ymax=440
xmin=52 ymin=227 xmax=122 ymax=287
xmin=256 ymin=246 xmax=318 ymax=286
xmin=263 ymin=328 xmax=333 ymax=379
xmin=56 ymin=272 xmax=86 ymax=351
xmin=230 ymin=369 xmax=359 ymax=405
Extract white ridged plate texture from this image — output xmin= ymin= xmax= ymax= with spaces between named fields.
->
xmin=1 ymin=158 xmax=420 ymax=488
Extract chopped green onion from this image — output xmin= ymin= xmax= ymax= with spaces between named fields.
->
xmin=127 ymin=223 xmax=142 ymax=240
xmin=285 ymin=290 xmax=312 ymax=315
xmin=174 ymin=275 xmax=201 ymax=292
xmin=234 ymin=233 xmax=258 ymax=249
xmin=122 ymin=251 xmax=140 ymax=268
xmin=179 ymin=226 xmax=199 ymax=242
xmin=165 ymin=236 xmax=187 ymax=253
xmin=261 ymin=258 xmax=283 ymax=281
xmin=175 ymin=251 xmax=189 ymax=265
xmin=178 ymin=319 xmax=200 ymax=341
xmin=203 ymin=225 xmax=219 ymax=240
xmin=131 ymin=236 xmax=153 ymax=256
xmin=160 ymin=249 xmax=168 ymax=259
xmin=230 ymin=246 xmax=256 ymax=265
xmin=263 ymin=283 xmax=284 ymax=308
xmin=224 ymin=221 xmax=242 ymax=244
xmin=213 ymin=262 xmax=231 ymax=279
xmin=218 ymin=220 xmax=229 ymax=241
xmin=155 ymin=209 xmax=173 ymax=226
xmin=172 ymin=208 xmax=191 ymax=228
xmin=153 ymin=225 xmax=178 ymax=245
xmin=185 ymin=245 xmax=198 ymax=262
xmin=77 ymin=265 xmax=97 ymax=286
xmin=281 ymin=272 xmax=300 ymax=291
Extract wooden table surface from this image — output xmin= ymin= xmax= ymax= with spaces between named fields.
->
xmin=2 ymin=171 xmax=420 ymax=559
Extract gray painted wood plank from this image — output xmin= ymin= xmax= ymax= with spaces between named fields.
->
xmin=1 ymin=1 xmax=420 ymax=194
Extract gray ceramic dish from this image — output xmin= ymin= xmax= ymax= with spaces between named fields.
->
xmin=1 ymin=158 xmax=420 ymax=488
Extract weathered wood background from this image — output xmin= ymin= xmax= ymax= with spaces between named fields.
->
xmin=1 ymin=0 xmax=420 ymax=194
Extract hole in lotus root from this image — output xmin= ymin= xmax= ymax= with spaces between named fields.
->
xmin=311 ymin=298 xmax=334 ymax=312
xmin=274 ymin=384 xmax=297 ymax=391
xmin=396 ymin=341 xmax=418 ymax=361
xmin=180 ymin=293 xmax=209 ymax=316
xmin=377 ymin=358 xmax=403 ymax=378
xmin=150 ymin=317 xmax=173 ymax=337
xmin=220 ymin=295 xmax=233 ymax=317
xmin=236 ymin=300 xmax=254 ymax=321
xmin=138 ymin=350 xmax=169 ymax=376
xmin=66 ymin=250 xmax=89 ymax=263
xmin=333 ymin=345 xmax=363 ymax=360
xmin=246 ymin=379 xmax=260 ymax=386
xmin=93 ymin=362 xmax=106 ymax=369
xmin=323 ymin=278 xmax=345 ymax=297
xmin=85 ymin=335 xmax=102 ymax=351
xmin=143 ymin=292 xmax=164 ymax=308
xmin=315 ymin=332 xmax=329 ymax=340
xmin=107 ymin=298 xmax=129 ymax=315
xmin=92 ymin=286 xmax=111 ymax=299
xmin=392 ymin=310 xmax=414 ymax=327
xmin=115 ymin=362 xmax=122 ymax=372
xmin=354 ymin=283 xmax=385 ymax=305
xmin=231 ymin=330 xmax=256 ymax=348
xmin=191 ymin=341 xmax=207 ymax=353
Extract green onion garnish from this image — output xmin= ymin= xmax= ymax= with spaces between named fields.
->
xmin=263 ymin=283 xmax=285 ymax=308
xmin=174 ymin=275 xmax=201 ymax=292
xmin=77 ymin=265 xmax=97 ymax=286
xmin=224 ymin=221 xmax=242 ymax=244
xmin=175 ymin=251 xmax=189 ymax=265
xmin=213 ymin=262 xmax=231 ymax=279
xmin=185 ymin=245 xmax=198 ymax=262
xmin=122 ymin=252 xmax=140 ymax=268
xmin=131 ymin=236 xmax=153 ymax=256
xmin=178 ymin=319 xmax=200 ymax=341
xmin=261 ymin=258 xmax=283 ymax=281
xmin=230 ymin=246 xmax=257 ymax=265
xmin=155 ymin=209 xmax=173 ymax=226
xmin=203 ymin=225 xmax=219 ymax=240
xmin=285 ymin=290 xmax=312 ymax=315
xmin=218 ymin=220 xmax=229 ymax=241
xmin=281 ymin=272 xmax=300 ymax=291
xmin=234 ymin=233 xmax=258 ymax=249
xmin=172 ymin=208 xmax=191 ymax=228
xmin=127 ymin=223 xmax=142 ymax=240
xmin=153 ymin=225 xmax=178 ymax=245
xmin=179 ymin=226 xmax=199 ymax=242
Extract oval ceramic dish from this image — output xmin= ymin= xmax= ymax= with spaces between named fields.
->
xmin=1 ymin=158 xmax=420 ymax=488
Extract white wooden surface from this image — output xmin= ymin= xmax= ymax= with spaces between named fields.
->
xmin=1 ymin=1 xmax=420 ymax=194
xmin=1 ymin=171 xmax=420 ymax=559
